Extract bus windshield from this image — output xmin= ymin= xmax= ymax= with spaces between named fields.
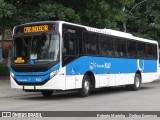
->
xmin=12 ymin=34 xmax=59 ymax=64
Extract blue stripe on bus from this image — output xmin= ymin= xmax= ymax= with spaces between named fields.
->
xmin=10 ymin=63 xmax=60 ymax=83
xmin=14 ymin=74 xmax=50 ymax=83
xmin=66 ymin=56 xmax=157 ymax=75
xmin=10 ymin=63 xmax=60 ymax=76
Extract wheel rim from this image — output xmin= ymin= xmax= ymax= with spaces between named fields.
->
xmin=84 ymin=80 xmax=90 ymax=94
xmin=135 ymin=76 xmax=140 ymax=88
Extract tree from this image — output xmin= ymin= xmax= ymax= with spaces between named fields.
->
xmin=38 ymin=1 xmax=80 ymax=23
xmin=1 ymin=0 xmax=132 ymax=30
xmin=57 ymin=0 xmax=132 ymax=29
xmin=0 ymin=0 xmax=15 ymax=33
xmin=126 ymin=0 xmax=160 ymax=42
xmin=1 ymin=0 xmax=160 ymax=42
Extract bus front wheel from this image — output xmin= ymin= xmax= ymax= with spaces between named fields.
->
xmin=128 ymin=73 xmax=141 ymax=91
xmin=41 ymin=90 xmax=53 ymax=97
xmin=78 ymin=75 xmax=91 ymax=97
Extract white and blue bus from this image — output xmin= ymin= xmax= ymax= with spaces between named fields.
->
xmin=10 ymin=21 xmax=159 ymax=97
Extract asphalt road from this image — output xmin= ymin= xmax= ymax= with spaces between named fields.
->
xmin=0 ymin=78 xmax=160 ymax=111
xmin=0 ymin=78 xmax=160 ymax=119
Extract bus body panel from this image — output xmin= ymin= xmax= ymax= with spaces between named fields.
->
xmin=99 ymin=75 xmax=109 ymax=87
xmin=11 ymin=74 xmax=66 ymax=90
xmin=11 ymin=75 xmax=23 ymax=89
xmin=10 ymin=63 xmax=60 ymax=84
xmin=10 ymin=65 xmax=66 ymax=90
xmin=63 ymin=56 xmax=158 ymax=89
xmin=65 ymin=56 xmax=157 ymax=75
xmin=141 ymin=72 xmax=158 ymax=83
xmin=35 ymin=74 xmax=66 ymax=90
xmin=115 ymin=73 xmax=129 ymax=86
xmin=11 ymin=56 xmax=158 ymax=90
xmin=65 ymin=75 xmax=84 ymax=89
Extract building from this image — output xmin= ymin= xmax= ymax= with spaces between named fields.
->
xmin=0 ymin=30 xmax=12 ymax=65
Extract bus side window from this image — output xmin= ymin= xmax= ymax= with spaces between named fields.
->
xmin=83 ymin=32 xmax=98 ymax=56
xmin=147 ymin=44 xmax=157 ymax=60
xmin=63 ymin=37 xmax=69 ymax=55
xmin=63 ymin=35 xmax=78 ymax=56
xmin=70 ymin=37 xmax=78 ymax=55
xmin=99 ymin=35 xmax=114 ymax=57
xmin=127 ymin=40 xmax=137 ymax=58
xmin=137 ymin=42 xmax=146 ymax=59
xmin=114 ymin=38 xmax=126 ymax=58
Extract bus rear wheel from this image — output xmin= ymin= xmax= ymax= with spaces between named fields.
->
xmin=78 ymin=75 xmax=91 ymax=97
xmin=41 ymin=90 xmax=53 ymax=97
xmin=128 ymin=73 xmax=141 ymax=91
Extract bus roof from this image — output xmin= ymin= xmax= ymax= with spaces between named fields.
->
xmin=59 ymin=21 xmax=158 ymax=44
xmin=14 ymin=21 xmax=158 ymax=44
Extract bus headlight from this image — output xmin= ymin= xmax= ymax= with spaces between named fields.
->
xmin=50 ymin=70 xmax=59 ymax=79
xmin=11 ymin=72 xmax=14 ymax=77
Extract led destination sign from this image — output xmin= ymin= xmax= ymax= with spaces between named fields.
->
xmin=15 ymin=24 xmax=57 ymax=34
xmin=24 ymin=25 xmax=49 ymax=33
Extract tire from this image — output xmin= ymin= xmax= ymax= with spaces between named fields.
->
xmin=41 ymin=90 xmax=53 ymax=97
xmin=78 ymin=75 xmax=91 ymax=97
xmin=128 ymin=73 xmax=141 ymax=91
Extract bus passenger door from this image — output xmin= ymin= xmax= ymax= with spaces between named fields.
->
xmin=64 ymin=36 xmax=79 ymax=90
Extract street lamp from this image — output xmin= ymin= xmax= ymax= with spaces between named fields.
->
xmin=124 ymin=0 xmax=147 ymax=32
xmin=129 ymin=0 xmax=147 ymax=14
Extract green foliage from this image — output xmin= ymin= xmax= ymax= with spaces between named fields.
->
xmin=38 ymin=2 xmax=80 ymax=23
xmin=126 ymin=0 xmax=160 ymax=41
xmin=0 ymin=62 xmax=9 ymax=76
xmin=0 ymin=0 xmax=132 ymax=30
xmin=0 ymin=0 xmax=15 ymax=18
xmin=0 ymin=0 xmax=160 ymax=42
xmin=0 ymin=0 xmax=16 ymax=32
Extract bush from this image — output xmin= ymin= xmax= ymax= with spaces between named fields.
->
xmin=0 ymin=62 xmax=9 ymax=76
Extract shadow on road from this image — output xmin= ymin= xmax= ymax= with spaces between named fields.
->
xmin=18 ymin=85 xmax=154 ymax=101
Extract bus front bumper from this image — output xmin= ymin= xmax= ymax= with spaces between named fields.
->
xmin=10 ymin=75 xmax=66 ymax=91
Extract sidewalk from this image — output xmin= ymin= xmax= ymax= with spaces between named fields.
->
xmin=0 ymin=76 xmax=10 ymax=80
xmin=0 ymin=76 xmax=38 ymax=98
